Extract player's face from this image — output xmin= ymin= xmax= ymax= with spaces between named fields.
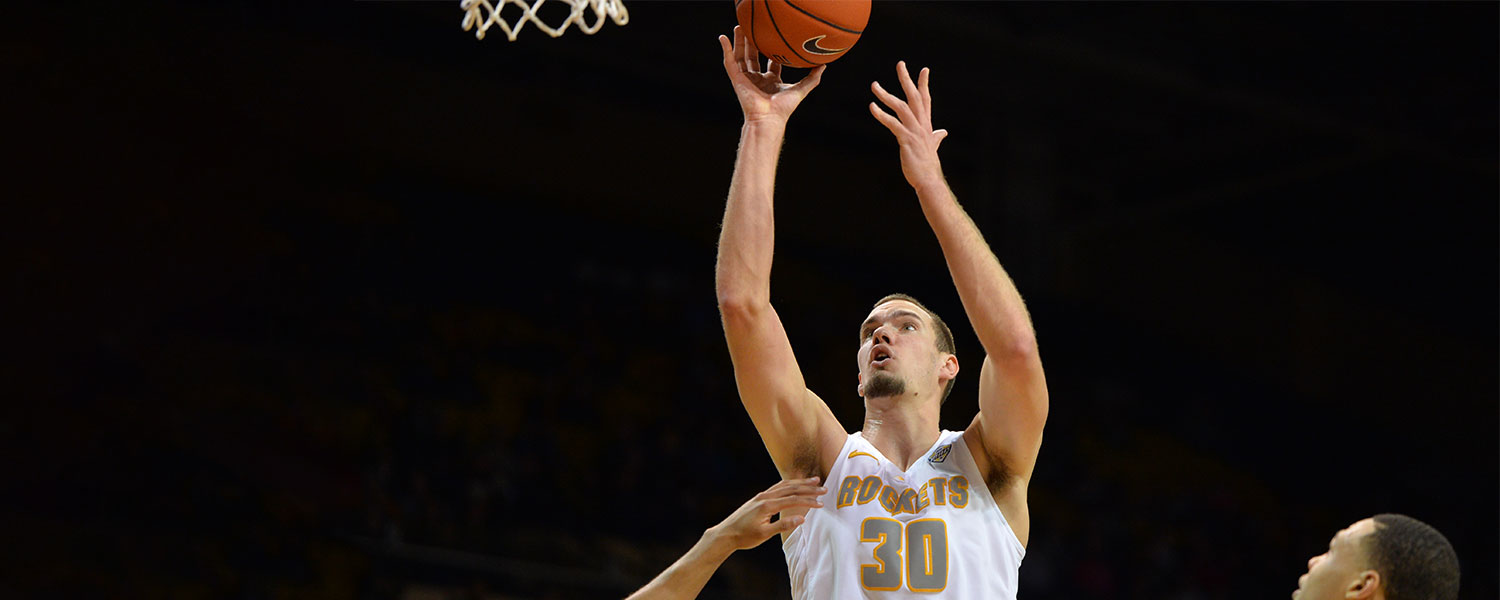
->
xmin=1292 ymin=518 xmax=1377 ymax=600
xmin=856 ymin=300 xmax=942 ymax=400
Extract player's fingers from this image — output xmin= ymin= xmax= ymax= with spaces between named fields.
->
xmin=763 ymin=495 xmax=824 ymax=515
xmin=754 ymin=481 xmax=788 ymax=499
xmin=774 ymin=514 xmax=806 ymax=533
xmin=934 ymin=129 xmax=948 ymax=149
xmin=755 ymin=480 xmax=795 ymax=499
xmin=896 ymin=61 xmax=924 ymax=116
xmin=763 ymin=483 xmax=825 ymax=500
xmin=871 ymin=81 xmax=917 ymax=124
xmin=918 ymin=67 xmax=932 ymax=117
xmin=769 ymin=59 xmax=785 ymax=82
xmin=774 ymin=480 xmax=825 ymax=494
xmin=792 ymin=65 xmax=826 ymax=93
xmin=719 ymin=35 xmax=737 ymax=70
xmin=758 ymin=476 xmax=819 ymax=499
xmin=736 ymin=27 xmax=751 ymax=72
xmin=745 ymin=37 xmax=762 ymax=74
xmin=734 ymin=30 xmax=759 ymax=77
xmin=869 ymin=102 xmax=903 ymax=134
xmin=762 ymin=477 xmax=822 ymax=495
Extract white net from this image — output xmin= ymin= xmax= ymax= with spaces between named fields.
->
xmin=460 ymin=0 xmax=629 ymax=42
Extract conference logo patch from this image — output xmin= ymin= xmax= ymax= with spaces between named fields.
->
xmin=930 ymin=444 xmax=951 ymax=463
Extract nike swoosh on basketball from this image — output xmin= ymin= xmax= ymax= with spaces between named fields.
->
xmin=801 ymin=35 xmax=847 ymax=55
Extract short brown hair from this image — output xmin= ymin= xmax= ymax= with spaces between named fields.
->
xmin=867 ymin=293 xmax=958 ymax=404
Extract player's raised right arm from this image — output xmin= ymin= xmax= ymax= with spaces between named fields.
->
xmin=715 ymin=28 xmax=842 ymax=480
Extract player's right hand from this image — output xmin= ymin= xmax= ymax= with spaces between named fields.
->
xmin=708 ymin=477 xmax=825 ymax=550
xmin=719 ymin=26 xmax=826 ymax=125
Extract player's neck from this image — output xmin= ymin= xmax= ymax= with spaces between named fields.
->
xmin=860 ymin=396 xmax=941 ymax=471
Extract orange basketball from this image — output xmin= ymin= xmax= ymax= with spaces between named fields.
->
xmin=735 ymin=0 xmax=871 ymax=69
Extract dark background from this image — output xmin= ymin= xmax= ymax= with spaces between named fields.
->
xmin=10 ymin=1 xmax=1496 ymax=599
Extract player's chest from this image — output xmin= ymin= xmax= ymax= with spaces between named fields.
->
xmin=829 ymin=453 xmax=974 ymax=519
xmin=821 ymin=458 xmax=980 ymax=594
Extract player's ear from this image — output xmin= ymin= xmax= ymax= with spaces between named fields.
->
xmin=939 ymin=353 xmax=958 ymax=381
xmin=856 ymin=372 xmax=863 ymax=398
xmin=1345 ymin=570 xmax=1380 ymax=599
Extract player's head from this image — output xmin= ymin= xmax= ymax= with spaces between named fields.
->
xmin=1294 ymin=514 xmax=1459 ymax=600
xmin=856 ymin=293 xmax=958 ymax=405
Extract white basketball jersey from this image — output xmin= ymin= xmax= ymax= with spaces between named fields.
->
xmin=783 ymin=430 xmax=1025 ymax=599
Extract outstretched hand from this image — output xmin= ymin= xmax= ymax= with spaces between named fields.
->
xmin=719 ymin=26 xmax=826 ymax=125
xmin=870 ymin=61 xmax=948 ymax=189
xmin=708 ymin=477 xmax=824 ymax=550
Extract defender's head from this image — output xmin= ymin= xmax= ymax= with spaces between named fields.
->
xmin=856 ymin=294 xmax=958 ymax=406
xmin=1294 ymin=514 xmax=1459 ymax=600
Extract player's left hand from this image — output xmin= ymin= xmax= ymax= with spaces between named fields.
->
xmin=870 ymin=61 xmax=948 ymax=189
xmin=707 ymin=477 xmax=825 ymax=551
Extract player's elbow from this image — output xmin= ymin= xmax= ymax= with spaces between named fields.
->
xmin=989 ymin=334 xmax=1039 ymax=362
xmin=716 ymin=292 xmax=770 ymax=319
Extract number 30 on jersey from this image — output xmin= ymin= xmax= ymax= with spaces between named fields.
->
xmin=860 ymin=517 xmax=948 ymax=592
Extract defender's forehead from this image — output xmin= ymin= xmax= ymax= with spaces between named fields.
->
xmin=1332 ymin=518 xmax=1376 ymax=550
xmin=1344 ymin=518 xmax=1376 ymax=544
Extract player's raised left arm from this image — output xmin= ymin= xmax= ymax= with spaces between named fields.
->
xmin=870 ymin=63 xmax=1048 ymax=504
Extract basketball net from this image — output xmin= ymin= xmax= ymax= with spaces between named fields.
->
xmin=461 ymin=0 xmax=628 ymax=41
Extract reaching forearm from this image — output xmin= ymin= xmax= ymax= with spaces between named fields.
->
xmin=624 ymin=530 xmax=736 ymax=600
xmin=915 ymin=179 xmax=1038 ymax=357
xmin=866 ymin=62 xmax=1036 ymax=358
xmin=716 ymin=120 xmax=786 ymax=308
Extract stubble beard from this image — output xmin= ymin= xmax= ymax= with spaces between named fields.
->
xmin=863 ymin=371 xmax=907 ymax=399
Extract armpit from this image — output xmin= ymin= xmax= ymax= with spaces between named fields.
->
xmin=971 ymin=426 xmax=1016 ymax=496
xmin=786 ymin=437 xmax=825 ymax=480
xmin=984 ymin=454 xmax=1015 ymax=497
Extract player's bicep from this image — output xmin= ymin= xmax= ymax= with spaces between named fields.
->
xmin=721 ymin=304 xmax=841 ymax=478
xmin=974 ymin=352 xmax=1048 ymax=481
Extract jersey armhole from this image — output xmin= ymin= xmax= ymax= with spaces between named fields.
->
xmin=951 ymin=430 xmax=1027 ymax=557
xmin=784 ymin=432 xmax=859 ymax=552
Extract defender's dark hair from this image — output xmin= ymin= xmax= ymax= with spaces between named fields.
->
xmin=1366 ymin=514 xmax=1460 ymax=600
xmin=867 ymin=293 xmax=957 ymax=404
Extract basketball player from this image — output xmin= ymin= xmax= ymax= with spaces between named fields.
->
xmin=626 ymin=478 xmax=826 ymax=600
xmin=714 ymin=27 xmax=1047 ymax=598
xmin=1293 ymin=514 xmax=1460 ymax=600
